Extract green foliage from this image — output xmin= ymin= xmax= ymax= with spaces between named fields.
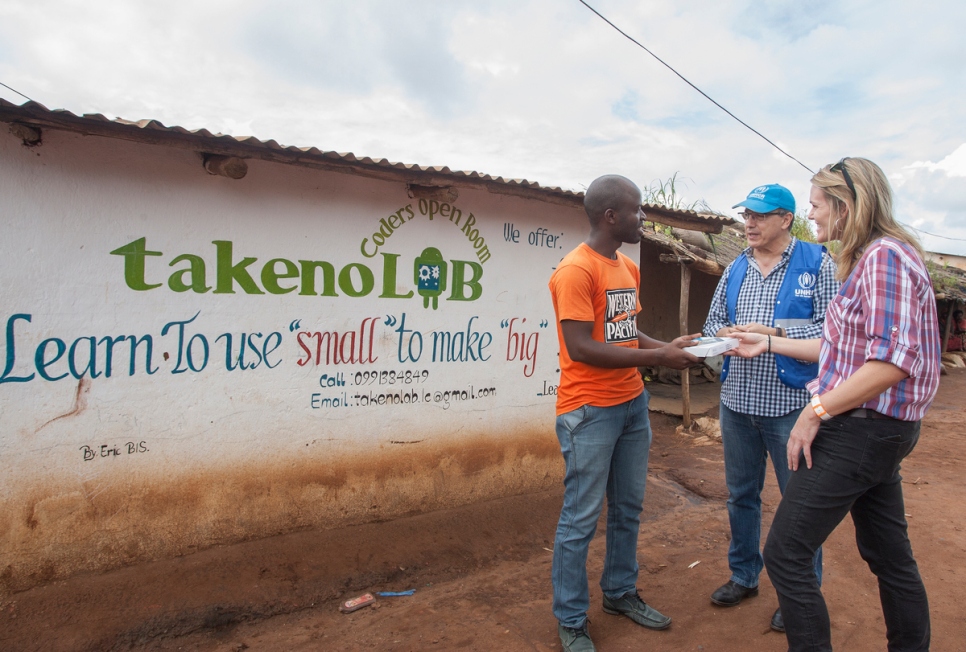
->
xmin=640 ymin=172 xmax=692 ymax=240
xmin=791 ymin=212 xmax=815 ymax=243
xmin=789 ymin=210 xmax=840 ymax=254
xmin=639 ymin=173 xmax=728 ymax=258
xmin=641 ymin=172 xmax=699 ymax=211
xmin=790 ymin=212 xmax=814 ymax=242
xmin=927 ymin=260 xmax=961 ymax=295
xmin=643 ymin=220 xmax=675 ymax=237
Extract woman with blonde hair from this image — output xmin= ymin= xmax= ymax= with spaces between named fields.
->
xmin=731 ymin=157 xmax=939 ymax=651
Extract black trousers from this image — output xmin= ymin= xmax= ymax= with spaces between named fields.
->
xmin=763 ymin=414 xmax=929 ymax=652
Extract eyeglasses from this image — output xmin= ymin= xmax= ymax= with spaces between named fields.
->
xmin=830 ymin=157 xmax=857 ymax=199
xmin=739 ymin=210 xmax=786 ymax=223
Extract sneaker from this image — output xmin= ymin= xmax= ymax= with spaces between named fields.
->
xmin=558 ymin=622 xmax=596 ymax=652
xmin=602 ymin=590 xmax=672 ymax=630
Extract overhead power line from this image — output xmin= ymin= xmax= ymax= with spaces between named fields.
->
xmin=577 ymin=2 xmax=966 ymax=245
xmin=901 ymin=223 xmax=966 ymax=243
xmin=577 ymin=0 xmax=815 ymax=174
xmin=3 ymin=32 xmax=962 ymax=246
xmin=0 ymin=81 xmax=35 ymax=103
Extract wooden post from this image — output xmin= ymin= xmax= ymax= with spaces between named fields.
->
xmin=942 ymin=300 xmax=956 ymax=353
xmin=679 ymin=263 xmax=692 ymax=429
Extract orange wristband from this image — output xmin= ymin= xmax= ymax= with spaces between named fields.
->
xmin=811 ymin=394 xmax=832 ymax=421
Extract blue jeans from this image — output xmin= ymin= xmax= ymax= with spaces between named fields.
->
xmin=719 ymin=403 xmax=822 ymax=588
xmin=764 ymin=415 xmax=929 ymax=652
xmin=552 ymin=391 xmax=652 ymax=628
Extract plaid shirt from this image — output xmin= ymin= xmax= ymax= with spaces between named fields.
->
xmin=806 ymin=238 xmax=940 ymax=421
xmin=704 ymin=238 xmax=840 ymax=416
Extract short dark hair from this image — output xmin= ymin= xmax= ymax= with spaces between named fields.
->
xmin=584 ymin=175 xmax=638 ymax=224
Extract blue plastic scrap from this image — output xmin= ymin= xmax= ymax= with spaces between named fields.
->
xmin=376 ymin=589 xmax=416 ymax=597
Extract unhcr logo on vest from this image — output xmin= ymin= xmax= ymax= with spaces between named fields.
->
xmin=795 ymin=271 xmax=816 ymax=298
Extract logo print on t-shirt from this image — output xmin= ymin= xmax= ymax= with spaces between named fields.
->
xmin=605 ymin=288 xmax=638 ymax=343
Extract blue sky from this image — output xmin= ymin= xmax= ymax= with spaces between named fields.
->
xmin=2 ymin=0 xmax=965 ymax=253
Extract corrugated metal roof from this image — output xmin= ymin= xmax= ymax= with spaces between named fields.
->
xmin=0 ymin=99 xmax=578 ymax=196
xmin=0 ymin=98 xmax=734 ymax=232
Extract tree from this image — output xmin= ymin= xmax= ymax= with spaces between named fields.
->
xmin=791 ymin=211 xmax=815 ymax=243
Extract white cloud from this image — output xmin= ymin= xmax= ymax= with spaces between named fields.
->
xmin=903 ymin=144 xmax=966 ymax=178
xmin=891 ymin=143 xmax=966 ymax=254
xmin=0 ymin=0 xmax=964 ymax=250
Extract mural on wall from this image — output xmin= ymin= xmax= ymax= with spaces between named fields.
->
xmin=0 ymin=131 xmax=659 ymax=590
xmin=0 ymin=175 xmax=584 ymax=472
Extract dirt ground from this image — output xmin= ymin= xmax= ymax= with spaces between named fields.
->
xmin=3 ymin=372 xmax=966 ymax=652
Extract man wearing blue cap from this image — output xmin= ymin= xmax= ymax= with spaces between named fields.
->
xmin=702 ymin=184 xmax=839 ymax=632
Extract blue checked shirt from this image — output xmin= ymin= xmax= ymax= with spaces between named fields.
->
xmin=703 ymin=238 xmax=840 ymax=417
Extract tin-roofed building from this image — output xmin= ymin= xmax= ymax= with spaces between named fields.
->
xmin=0 ymin=99 xmax=734 ymax=593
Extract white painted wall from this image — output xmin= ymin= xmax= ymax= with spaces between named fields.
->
xmin=1 ymin=128 xmax=638 ymax=592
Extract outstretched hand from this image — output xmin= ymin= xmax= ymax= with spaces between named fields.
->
xmin=734 ymin=322 xmax=773 ymax=335
xmin=726 ymin=331 xmax=768 ymax=358
xmin=673 ymin=333 xmax=702 ymax=348
xmin=659 ymin=333 xmax=702 ymax=370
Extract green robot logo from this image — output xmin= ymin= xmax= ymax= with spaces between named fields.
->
xmin=414 ymin=247 xmax=447 ymax=310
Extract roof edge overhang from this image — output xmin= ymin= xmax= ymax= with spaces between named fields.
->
xmin=1 ymin=100 xmax=735 ymax=232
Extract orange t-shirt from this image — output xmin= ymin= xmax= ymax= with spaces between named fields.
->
xmin=548 ymin=243 xmax=644 ymax=415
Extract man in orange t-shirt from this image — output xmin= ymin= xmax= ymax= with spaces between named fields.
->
xmin=548 ymin=175 xmax=699 ymax=651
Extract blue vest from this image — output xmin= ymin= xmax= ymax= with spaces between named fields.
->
xmin=720 ymin=241 xmax=825 ymax=389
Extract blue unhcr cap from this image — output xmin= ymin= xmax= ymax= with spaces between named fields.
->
xmin=733 ymin=184 xmax=795 ymax=214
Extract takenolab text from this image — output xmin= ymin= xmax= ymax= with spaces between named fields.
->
xmin=109 ymin=237 xmax=484 ymax=305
